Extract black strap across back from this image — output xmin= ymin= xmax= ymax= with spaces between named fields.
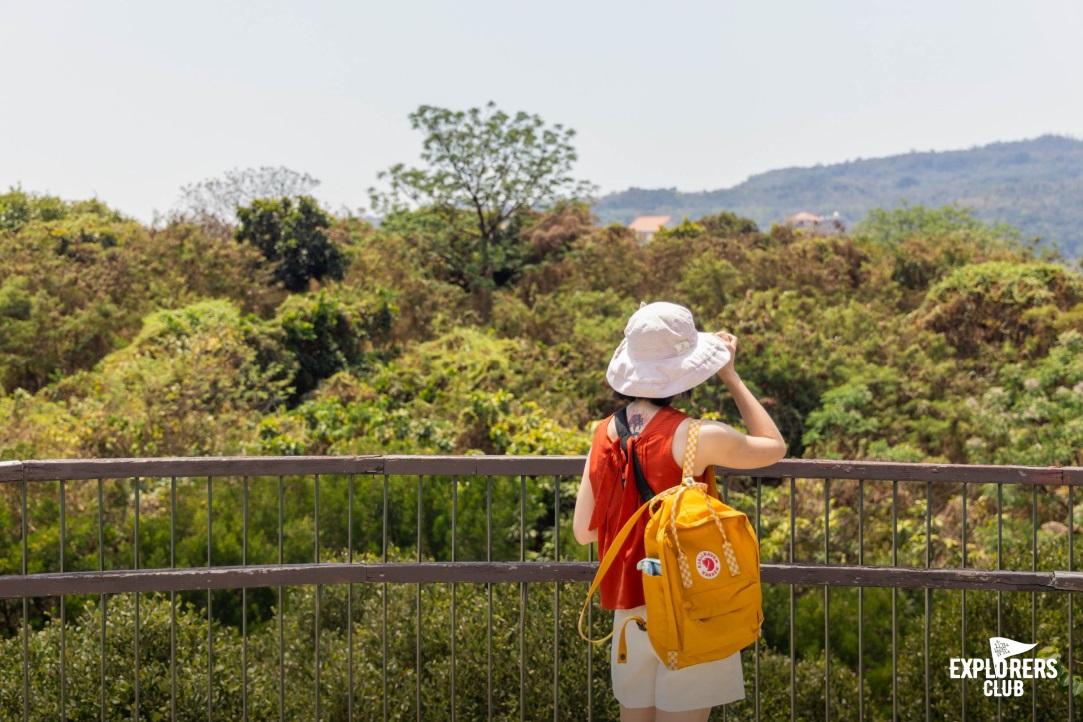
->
xmin=614 ymin=404 xmax=656 ymax=505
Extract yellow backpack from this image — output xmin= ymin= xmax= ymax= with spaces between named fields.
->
xmin=578 ymin=418 xmax=763 ymax=670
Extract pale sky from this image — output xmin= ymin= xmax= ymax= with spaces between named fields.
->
xmin=2 ymin=0 xmax=1082 ymax=222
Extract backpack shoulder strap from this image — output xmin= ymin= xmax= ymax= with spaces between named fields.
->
xmin=615 ymin=405 xmax=655 ymax=504
xmin=681 ymin=416 xmax=721 ymax=499
xmin=577 ymin=497 xmax=653 ymax=644
xmin=680 ymin=417 xmax=701 ymax=481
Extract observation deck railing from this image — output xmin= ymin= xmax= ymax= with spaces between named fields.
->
xmin=1 ymin=456 xmax=1081 ymax=720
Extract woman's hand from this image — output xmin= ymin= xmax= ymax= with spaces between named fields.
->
xmin=713 ymin=331 xmax=738 ymax=381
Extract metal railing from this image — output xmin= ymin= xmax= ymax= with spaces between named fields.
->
xmin=1 ymin=456 xmax=1081 ymax=721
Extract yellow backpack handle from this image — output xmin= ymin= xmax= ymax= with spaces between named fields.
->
xmin=576 ymin=417 xmax=706 ymax=644
xmin=680 ymin=418 xmax=702 ymax=483
xmin=671 ymin=418 xmax=741 ymax=583
xmin=671 ymin=419 xmax=740 ymax=585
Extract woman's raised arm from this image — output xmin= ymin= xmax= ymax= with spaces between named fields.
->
xmin=699 ymin=334 xmax=787 ymax=470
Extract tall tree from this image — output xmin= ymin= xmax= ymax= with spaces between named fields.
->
xmin=235 ymin=196 xmax=346 ymax=292
xmin=370 ymin=102 xmax=594 ymax=322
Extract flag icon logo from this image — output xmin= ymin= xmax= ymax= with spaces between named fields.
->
xmin=989 ymin=636 xmax=1038 ymax=663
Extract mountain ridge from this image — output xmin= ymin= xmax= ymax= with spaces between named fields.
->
xmin=593 ymin=134 xmax=1083 ymax=257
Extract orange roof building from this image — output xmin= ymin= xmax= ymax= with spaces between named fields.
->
xmin=785 ymin=211 xmax=824 ymax=226
xmin=628 ymin=215 xmax=671 ymax=244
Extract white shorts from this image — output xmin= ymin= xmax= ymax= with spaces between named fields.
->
xmin=610 ymin=605 xmax=746 ymax=712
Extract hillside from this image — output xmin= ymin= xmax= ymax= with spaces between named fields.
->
xmin=594 ymin=135 xmax=1083 ymax=258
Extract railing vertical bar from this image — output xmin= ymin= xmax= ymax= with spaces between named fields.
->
xmin=553 ymin=474 xmax=560 ymax=722
xmin=348 ymin=473 xmax=355 ymax=722
xmin=207 ymin=474 xmax=213 ymax=722
xmin=450 ymin=475 xmax=457 ymax=722
xmin=382 ymin=471 xmax=389 ymax=722
xmin=996 ymin=481 xmax=1003 ymax=722
xmin=19 ymin=600 xmax=28 ymax=717
xmin=487 ymin=473 xmax=494 ymax=721
xmin=242 ymin=474 xmax=249 ymax=722
xmin=1031 ymin=484 xmax=1037 ymax=722
xmin=858 ymin=477 xmax=864 ymax=722
xmin=99 ymin=476 xmax=106 ymax=722
xmin=416 ymin=473 xmax=422 ymax=722
xmin=21 ymin=467 xmax=28 ymax=722
xmin=278 ymin=475 xmax=285 ymax=722
xmin=789 ymin=475 xmax=796 ymax=722
xmin=892 ymin=478 xmax=898 ymax=722
xmin=520 ymin=474 xmax=527 ymax=722
xmin=315 ymin=473 xmax=322 ymax=722
xmin=824 ymin=476 xmax=831 ymax=722
xmin=587 ymin=538 xmax=594 ymax=722
xmin=925 ymin=479 xmax=931 ymax=722
xmin=755 ymin=476 xmax=761 ymax=722
xmin=59 ymin=478 xmax=67 ymax=721
xmin=1069 ymin=482 xmax=1074 ymax=722
xmin=134 ymin=475 xmax=141 ymax=722
xmin=961 ymin=481 xmax=968 ymax=722
xmin=170 ymin=475 xmax=177 ymax=722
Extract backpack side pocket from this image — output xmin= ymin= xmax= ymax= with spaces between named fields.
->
xmin=642 ymin=566 xmax=680 ymax=652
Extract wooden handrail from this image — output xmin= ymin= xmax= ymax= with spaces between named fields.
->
xmin=3 ymin=561 xmax=1082 ymax=598
xmin=0 ymin=455 xmax=1079 ymax=484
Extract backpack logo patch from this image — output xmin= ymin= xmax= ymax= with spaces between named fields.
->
xmin=695 ymin=550 xmax=721 ymax=580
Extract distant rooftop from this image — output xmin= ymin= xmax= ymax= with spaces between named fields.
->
xmin=785 ymin=211 xmax=823 ymax=225
xmin=628 ymin=215 xmax=671 ymax=233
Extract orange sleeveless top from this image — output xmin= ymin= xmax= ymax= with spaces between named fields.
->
xmin=587 ymin=405 xmax=706 ymax=610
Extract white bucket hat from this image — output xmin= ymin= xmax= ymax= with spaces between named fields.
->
xmin=606 ymin=301 xmax=731 ymax=398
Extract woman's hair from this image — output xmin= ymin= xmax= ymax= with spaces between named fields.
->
xmin=613 ymin=389 xmax=689 ymax=407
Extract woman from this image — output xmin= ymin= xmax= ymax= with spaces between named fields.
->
xmin=573 ymin=301 xmax=787 ymax=722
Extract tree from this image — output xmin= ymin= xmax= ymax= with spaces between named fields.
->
xmin=855 ymin=204 xmax=1021 ymax=250
xmin=369 ymin=101 xmax=595 ymax=322
xmin=177 ymin=166 xmax=320 ymax=221
xmin=697 ymin=210 xmax=760 ymax=237
xmin=915 ymin=260 xmax=1083 ymax=361
xmin=235 ymin=196 xmax=346 ymax=292
xmin=273 ymin=288 xmax=396 ymax=400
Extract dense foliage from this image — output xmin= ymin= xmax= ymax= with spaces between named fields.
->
xmin=1 ymin=168 xmax=1082 ymax=718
